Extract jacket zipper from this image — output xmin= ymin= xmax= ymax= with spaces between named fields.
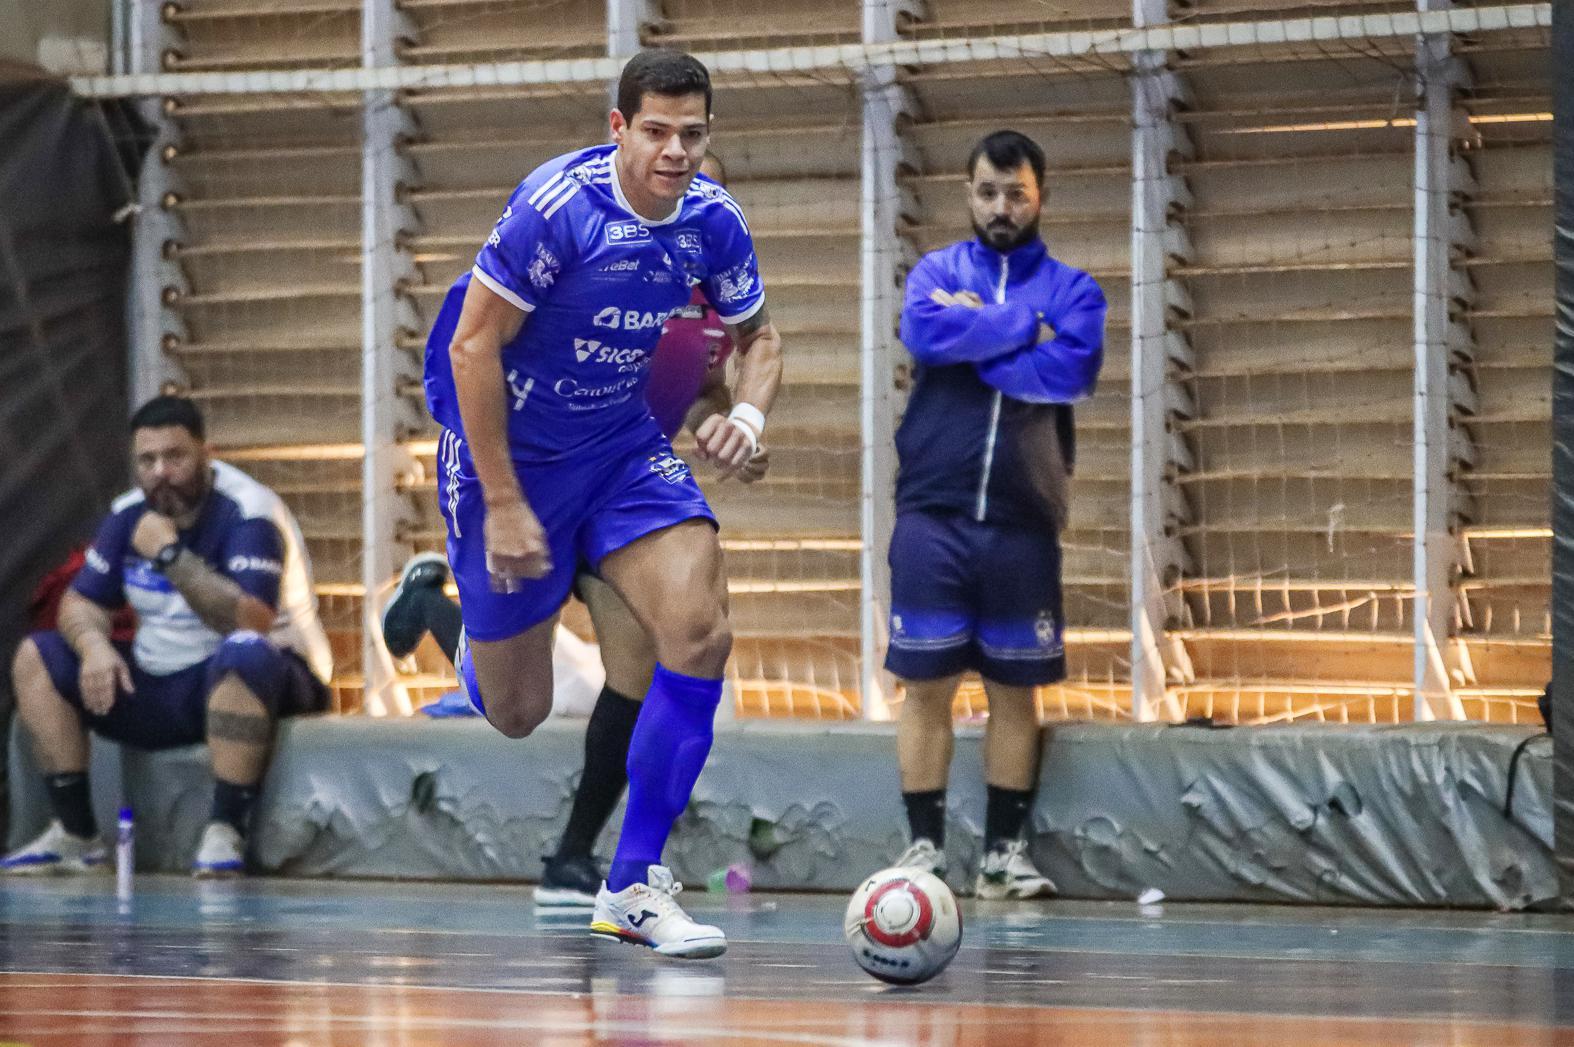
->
xmin=974 ymin=255 xmax=1008 ymax=521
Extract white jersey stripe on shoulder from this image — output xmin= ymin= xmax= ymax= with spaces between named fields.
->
xmin=526 ymin=171 xmax=565 ymax=208
xmin=721 ymin=198 xmax=751 ymax=235
xmin=534 ymin=177 xmax=576 ymax=214
xmin=471 ymin=265 xmax=535 ymax=312
xmin=540 ymin=183 xmax=579 ymax=220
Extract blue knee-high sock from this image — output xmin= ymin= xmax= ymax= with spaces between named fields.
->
xmin=607 ymin=664 xmax=722 ymax=892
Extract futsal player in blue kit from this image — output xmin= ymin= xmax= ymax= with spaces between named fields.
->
xmin=423 ymin=49 xmax=782 ymax=959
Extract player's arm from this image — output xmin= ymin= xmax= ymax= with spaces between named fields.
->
xmin=900 ymin=254 xmax=1038 ymax=366
xmin=449 ymin=277 xmax=550 ymax=584
xmin=61 ymin=513 xmax=136 ymax=712
xmin=686 ymin=360 xmax=769 ymax=483
xmin=696 ymin=307 xmax=782 ymax=480
xmin=684 ymin=360 xmax=732 ymax=436
xmin=974 ymin=273 xmax=1106 ymax=403
xmin=128 ymin=510 xmax=275 ymax=634
xmin=58 ymin=590 xmax=134 ymax=714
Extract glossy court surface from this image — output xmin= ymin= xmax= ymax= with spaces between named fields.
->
xmin=0 ymin=876 xmax=1570 ymax=1045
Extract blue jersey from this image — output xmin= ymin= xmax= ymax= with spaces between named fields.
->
xmin=72 ymin=461 xmax=333 ymax=680
xmin=424 ymin=144 xmax=766 ymax=463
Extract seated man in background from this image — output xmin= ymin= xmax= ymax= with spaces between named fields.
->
xmin=3 ymin=395 xmax=333 ymax=877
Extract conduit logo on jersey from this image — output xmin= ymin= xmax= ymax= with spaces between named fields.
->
xmin=553 ymin=375 xmax=641 ymax=409
xmin=605 ymin=220 xmax=652 ymax=245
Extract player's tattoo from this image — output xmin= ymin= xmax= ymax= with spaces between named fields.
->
xmin=732 ymin=305 xmax=771 ymax=342
xmin=208 ymin=709 xmax=272 ymax=746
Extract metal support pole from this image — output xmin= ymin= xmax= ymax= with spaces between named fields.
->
xmin=361 ymin=0 xmax=424 ymax=715
xmin=1129 ymin=0 xmax=1195 ymax=722
xmin=858 ymin=0 xmax=921 ymax=720
xmin=126 ymin=0 xmax=187 ymax=410
xmin=1412 ymin=5 xmax=1475 ymax=720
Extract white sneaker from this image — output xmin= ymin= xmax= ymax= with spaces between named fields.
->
xmin=895 ymin=837 xmax=946 ymax=877
xmin=590 ymin=865 xmax=726 ymax=959
xmin=975 ymin=839 xmax=1056 ymax=900
xmin=0 ymin=821 xmax=108 ymax=875
xmin=192 ymin=821 xmax=246 ymax=878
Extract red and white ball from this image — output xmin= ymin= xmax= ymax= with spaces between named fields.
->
xmin=843 ymin=867 xmax=962 ymax=985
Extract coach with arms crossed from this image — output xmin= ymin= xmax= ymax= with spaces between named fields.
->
xmin=888 ymin=130 xmax=1105 ymax=899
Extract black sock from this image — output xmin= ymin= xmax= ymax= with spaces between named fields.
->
xmin=985 ymin=785 xmax=1034 ymax=852
xmin=211 ymin=779 xmax=259 ymax=836
xmin=421 ymin=589 xmax=464 ymax=666
xmin=902 ymin=789 xmax=946 ymax=849
xmin=44 ymin=772 xmax=96 ymax=839
xmin=554 ymin=685 xmax=642 ymax=859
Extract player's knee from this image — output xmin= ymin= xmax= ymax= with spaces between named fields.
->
xmin=208 ymin=632 xmax=286 ymax=716
xmin=901 ymin=680 xmax=955 ymax=712
xmin=653 ymin=608 xmax=731 ymax=675
xmin=690 ymin=615 xmax=733 ymax=674
xmin=11 ymin=637 xmax=51 ymax=708
xmin=489 ymin=701 xmax=549 ymax=739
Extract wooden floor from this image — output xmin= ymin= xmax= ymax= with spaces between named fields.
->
xmin=0 ymin=876 xmax=1570 ymax=1045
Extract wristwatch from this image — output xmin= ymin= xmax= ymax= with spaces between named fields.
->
xmin=150 ymin=541 xmax=183 ymax=573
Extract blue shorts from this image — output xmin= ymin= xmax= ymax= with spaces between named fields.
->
xmin=438 ymin=425 xmax=715 ymax=642
xmin=884 ymin=510 xmax=1066 ymax=687
xmin=31 ymin=630 xmax=328 ymax=752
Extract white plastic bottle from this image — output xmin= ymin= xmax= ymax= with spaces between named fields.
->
xmin=115 ymin=807 xmax=134 ymax=901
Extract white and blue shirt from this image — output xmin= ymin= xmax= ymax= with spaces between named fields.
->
xmin=423 ymin=144 xmax=766 ymax=462
xmin=73 ymin=461 xmax=333 ymax=680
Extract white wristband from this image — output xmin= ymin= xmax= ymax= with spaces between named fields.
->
xmin=726 ymin=403 xmax=765 ymax=453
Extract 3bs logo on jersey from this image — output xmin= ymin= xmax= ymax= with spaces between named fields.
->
xmin=605 ymin=220 xmax=652 ymax=246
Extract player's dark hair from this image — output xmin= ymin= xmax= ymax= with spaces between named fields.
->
xmin=616 ymin=48 xmax=712 ymax=122
xmin=130 ymin=394 xmax=205 ymax=440
xmin=967 ymin=130 xmax=1046 ymax=189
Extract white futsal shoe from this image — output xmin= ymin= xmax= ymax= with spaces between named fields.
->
xmin=192 ymin=821 xmax=246 ymax=878
xmin=0 ymin=821 xmax=108 ymax=875
xmin=590 ymin=864 xmax=727 ymax=959
xmin=895 ymin=837 xmax=947 ymax=878
xmin=974 ymin=839 xmax=1057 ymax=900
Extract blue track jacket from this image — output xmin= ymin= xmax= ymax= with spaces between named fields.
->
xmin=895 ymin=237 xmax=1106 ymax=531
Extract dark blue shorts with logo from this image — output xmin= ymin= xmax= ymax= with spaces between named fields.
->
xmin=31 ymin=630 xmax=326 ymax=751
xmin=437 ymin=422 xmax=715 ymax=641
xmin=884 ymin=509 xmax=1066 ymax=687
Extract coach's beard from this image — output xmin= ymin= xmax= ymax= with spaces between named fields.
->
xmin=974 ymin=216 xmax=1039 ymax=254
xmin=147 ymin=477 xmax=208 ymax=520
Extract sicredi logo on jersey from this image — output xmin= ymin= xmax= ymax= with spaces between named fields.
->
xmin=605 ymin=220 xmax=652 ymax=245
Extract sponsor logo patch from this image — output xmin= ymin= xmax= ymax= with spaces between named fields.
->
xmin=649 ymin=454 xmax=691 ymax=485
xmin=590 ymin=306 xmax=681 ymax=332
xmin=526 ymin=243 xmax=560 ymax=291
xmin=605 ymin=220 xmax=652 ymax=245
xmin=228 ymin=555 xmax=282 ymax=576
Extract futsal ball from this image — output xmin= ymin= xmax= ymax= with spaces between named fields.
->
xmin=843 ymin=867 xmax=962 ymax=985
